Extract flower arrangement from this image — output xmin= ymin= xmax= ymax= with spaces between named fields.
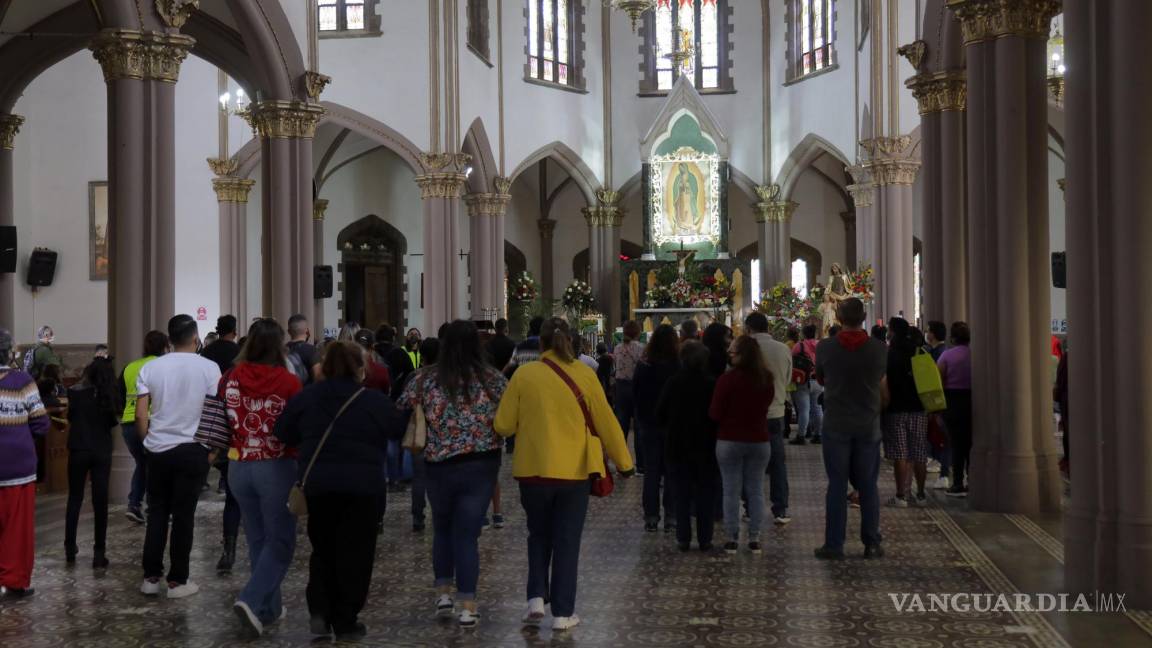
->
xmin=642 ymin=260 xmax=736 ymax=310
xmin=756 ymin=282 xmax=818 ymax=340
xmin=848 ymin=265 xmax=874 ymax=303
xmin=562 ymin=278 xmax=596 ymax=317
xmin=511 ymin=271 xmax=538 ymax=303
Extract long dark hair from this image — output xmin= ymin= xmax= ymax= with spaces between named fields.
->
xmin=644 ymin=324 xmax=679 ymax=364
xmin=237 ymin=319 xmax=288 ymax=367
xmin=730 ymin=335 xmax=771 ymax=389
xmin=437 ymin=320 xmax=492 ymax=402
xmin=82 ymin=357 xmax=118 ymax=416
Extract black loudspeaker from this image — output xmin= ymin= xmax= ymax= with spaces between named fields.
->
xmin=314 ymin=265 xmax=333 ymax=299
xmin=1051 ymin=252 xmax=1066 ymax=289
xmin=27 ymin=248 xmax=57 ymax=287
xmin=0 ymin=226 xmax=15 ymax=273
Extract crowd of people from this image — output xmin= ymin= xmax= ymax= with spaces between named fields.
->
xmin=0 ymin=297 xmax=1059 ymax=641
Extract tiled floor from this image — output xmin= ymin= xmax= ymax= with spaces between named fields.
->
xmin=3 ymin=441 xmax=1147 ymax=647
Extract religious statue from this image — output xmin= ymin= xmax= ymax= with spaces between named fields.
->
xmin=818 ymin=293 xmax=838 ymax=336
xmin=671 ymin=162 xmax=703 ymax=235
xmin=827 ymin=262 xmax=852 ymax=303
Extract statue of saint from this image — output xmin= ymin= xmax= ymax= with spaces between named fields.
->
xmin=819 ymin=293 xmax=838 ymax=336
xmin=827 ymin=263 xmax=852 ymax=303
xmin=671 ymin=163 xmax=702 ymax=235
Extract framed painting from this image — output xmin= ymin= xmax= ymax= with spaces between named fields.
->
xmin=89 ymin=181 xmax=108 ymax=281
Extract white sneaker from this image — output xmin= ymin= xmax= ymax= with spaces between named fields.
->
xmin=436 ymin=593 xmax=454 ymax=617
xmin=926 ymin=460 xmax=941 ymax=474
xmin=886 ymin=496 xmax=909 ymax=509
xmin=932 ymin=476 xmax=951 ymax=490
xmin=774 ymin=515 xmax=792 ymax=525
xmin=522 ymin=597 xmax=546 ymax=626
xmin=458 ymin=608 xmax=480 ymax=627
xmin=552 ymin=615 xmax=581 ymax=631
xmin=139 ymin=579 xmax=161 ymax=596
xmin=166 ymin=581 xmax=200 ymax=599
xmin=233 ymin=600 xmax=264 ymax=636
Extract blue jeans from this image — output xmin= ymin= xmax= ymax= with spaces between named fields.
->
xmin=640 ymin=421 xmax=673 ymax=523
xmin=121 ymin=423 xmax=146 ymax=508
xmin=519 ymin=480 xmax=589 ymax=618
xmin=614 ymin=380 xmax=640 ymax=467
xmin=425 ymin=453 xmax=500 ymax=599
xmin=767 ymin=418 xmax=789 ymax=517
xmin=821 ymin=433 xmax=882 ymax=551
xmin=229 ymin=459 xmax=298 ymax=624
xmin=791 ymin=381 xmax=824 ymax=439
xmin=716 ymin=440 xmax=771 ymax=541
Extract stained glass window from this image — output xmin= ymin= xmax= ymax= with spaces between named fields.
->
xmin=319 ymin=0 xmax=338 ymax=32
xmin=792 ymin=0 xmax=836 ymax=80
xmin=528 ymin=0 xmax=582 ymax=88
xmin=317 ymin=0 xmax=374 ymax=33
xmin=792 ymin=259 xmax=809 ymax=297
xmin=645 ymin=0 xmax=729 ymax=92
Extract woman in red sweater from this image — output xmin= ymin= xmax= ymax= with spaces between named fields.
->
xmin=709 ymin=335 xmax=775 ymax=554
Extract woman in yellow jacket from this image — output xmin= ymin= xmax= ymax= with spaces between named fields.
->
xmin=494 ymin=317 xmax=634 ymax=632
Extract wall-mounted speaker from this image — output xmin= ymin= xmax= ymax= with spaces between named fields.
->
xmin=0 ymin=226 xmax=15 ymax=273
xmin=1051 ymin=252 xmax=1066 ymax=289
xmin=27 ymin=248 xmax=57 ymax=287
xmin=314 ymin=265 xmax=333 ymax=299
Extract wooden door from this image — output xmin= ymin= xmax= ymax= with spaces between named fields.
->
xmin=364 ymin=266 xmax=392 ymax=329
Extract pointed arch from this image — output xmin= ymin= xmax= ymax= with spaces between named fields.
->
xmin=462 ymin=117 xmax=498 ymax=194
xmin=773 ymin=133 xmax=853 ymax=201
xmin=640 ymin=76 xmax=730 ymax=159
xmin=509 ymin=142 xmax=601 ymax=205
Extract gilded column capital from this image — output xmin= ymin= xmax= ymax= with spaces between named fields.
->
xmin=206 ymin=157 xmax=239 ymax=176
xmin=946 ymin=0 xmax=1061 ymax=46
xmin=419 ymin=151 xmax=471 ymax=173
xmin=755 ymin=200 xmax=797 ymax=224
xmin=212 ymin=177 xmax=255 ymax=203
xmin=846 ymin=183 xmax=876 ymax=208
xmin=907 ymin=70 xmax=967 ymax=114
xmin=156 ymin=0 xmax=200 ymax=29
xmin=845 ymin=165 xmax=872 ymax=186
xmin=866 ymin=159 xmax=921 ymax=185
xmin=304 ymin=71 xmax=332 ymax=100
xmin=464 ymin=192 xmax=511 ymax=217
xmin=897 ymin=40 xmax=928 ymax=70
xmin=582 ymin=205 xmax=625 ymax=228
xmin=313 ymin=199 xmax=329 ymax=221
xmin=89 ymin=29 xmax=195 ymax=83
xmin=494 ymin=175 xmax=512 ymax=194
xmin=538 ymin=219 xmax=557 ymax=239
xmin=415 ymin=173 xmax=467 ymax=199
xmin=0 ymin=114 xmax=25 ymax=150
xmin=860 ymin=136 xmax=914 ymax=159
xmin=245 ymin=101 xmax=325 ymax=139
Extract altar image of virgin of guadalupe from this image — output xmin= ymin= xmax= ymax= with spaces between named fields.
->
xmin=667 ymin=162 xmax=707 ymax=237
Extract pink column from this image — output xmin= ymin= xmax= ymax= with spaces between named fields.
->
xmin=582 ymin=190 xmax=625 ymax=331
xmin=416 ymin=157 xmax=468 ymax=332
xmin=492 ymin=177 xmax=510 ymax=318
xmin=312 ymin=199 xmax=328 ymax=335
xmin=91 ymin=29 xmax=192 ymax=359
xmin=1064 ymin=0 xmax=1152 ymax=608
xmin=847 ymin=170 xmax=877 ymax=322
xmin=463 ymin=187 xmax=510 ymax=320
xmin=860 ymin=137 xmax=919 ymax=322
xmin=538 ymin=220 xmax=557 ymax=302
xmin=950 ymin=0 xmax=1061 ymax=514
xmin=0 ymin=115 xmax=22 ymax=331
xmin=754 ymin=185 xmax=796 ymax=289
xmin=209 ymin=160 xmax=254 ymax=324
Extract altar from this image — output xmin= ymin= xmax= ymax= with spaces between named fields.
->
xmin=633 ymin=307 xmax=731 ymax=329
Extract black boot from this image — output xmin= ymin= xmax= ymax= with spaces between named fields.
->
xmin=216 ymin=536 xmax=237 ymax=574
xmin=65 ymin=544 xmax=77 ymax=565
xmin=92 ymin=549 xmax=109 ymax=569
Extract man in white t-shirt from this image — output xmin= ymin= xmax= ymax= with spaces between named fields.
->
xmin=135 ymin=314 xmax=221 ymax=599
xmin=745 ymin=312 xmax=794 ymax=525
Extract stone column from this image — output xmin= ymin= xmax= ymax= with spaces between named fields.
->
xmin=0 ymin=114 xmax=23 ymax=331
xmin=538 ymin=219 xmax=557 ymax=302
xmin=416 ymin=152 xmax=469 ymax=332
xmin=846 ymin=167 xmax=877 ymax=320
xmin=1064 ymin=0 xmax=1152 ymax=608
xmin=949 ymin=0 xmax=1061 ymax=514
xmin=582 ymin=189 xmax=625 ymax=330
xmin=209 ymin=158 xmax=255 ymax=326
xmin=90 ymin=29 xmax=193 ymax=359
xmin=247 ymin=100 xmax=324 ymax=323
xmin=313 ymin=199 xmax=329 ymax=334
xmin=463 ymin=180 xmax=511 ymax=320
xmin=909 ymin=70 xmax=968 ymax=325
xmin=839 ymin=211 xmax=857 ymax=269
xmin=754 ymin=184 xmax=797 ymax=290
xmin=859 ymin=137 xmax=920 ymax=321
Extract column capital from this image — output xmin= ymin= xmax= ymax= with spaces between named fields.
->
xmin=582 ymin=205 xmax=625 ymax=228
xmin=0 ymin=114 xmax=24 ymax=150
xmin=206 ymin=156 xmax=239 ymax=176
xmin=538 ymin=219 xmax=557 ymax=239
xmin=464 ymin=192 xmax=511 ymax=217
xmin=415 ymin=173 xmax=467 ymax=199
xmin=860 ymin=136 xmax=915 ymax=159
xmin=846 ymin=183 xmax=876 ymax=208
xmin=907 ymin=70 xmax=967 ymax=115
xmin=212 ymin=177 xmax=255 ymax=203
xmin=946 ymin=0 xmax=1061 ymax=46
xmin=156 ymin=0 xmax=200 ymax=29
xmin=1057 ymin=178 xmax=1066 ymax=193
xmin=755 ymin=200 xmax=797 ymax=224
xmin=304 ymin=71 xmax=332 ymax=100
xmin=245 ymin=101 xmax=325 ymax=139
xmin=494 ymin=175 xmax=513 ymax=194
xmin=865 ymin=159 xmax=921 ymax=186
xmin=313 ymin=199 xmax=329 ymax=221
xmin=89 ymin=29 xmax=195 ymax=83
xmin=859 ymin=136 xmax=920 ymax=186
xmin=419 ymin=151 xmax=471 ymax=173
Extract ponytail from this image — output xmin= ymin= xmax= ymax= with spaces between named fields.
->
xmin=540 ymin=317 xmax=575 ymax=363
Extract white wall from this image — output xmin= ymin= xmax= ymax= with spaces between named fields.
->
xmin=790 ymin=169 xmax=849 ymax=272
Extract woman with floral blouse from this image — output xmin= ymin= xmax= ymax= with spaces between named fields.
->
xmin=398 ymin=320 xmax=507 ymax=628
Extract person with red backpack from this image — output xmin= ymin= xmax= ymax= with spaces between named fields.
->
xmin=790 ymin=325 xmax=823 ymax=446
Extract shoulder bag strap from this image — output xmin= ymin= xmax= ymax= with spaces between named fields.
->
xmin=299 ymin=387 xmax=365 ymax=488
xmin=541 ymin=358 xmax=598 ymax=439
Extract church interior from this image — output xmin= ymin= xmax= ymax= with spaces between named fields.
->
xmin=0 ymin=0 xmax=1150 ymax=646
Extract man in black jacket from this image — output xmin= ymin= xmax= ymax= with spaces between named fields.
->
xmin=200 ymin=315 xmax=240 ymax=374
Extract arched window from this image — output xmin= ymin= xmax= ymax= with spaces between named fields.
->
xmin=640 ymin=0 xmax=733 ymax=94
xmin=526 ymin=0 xmax=587 ymax=91
xmin=791 ymin=258 xmax=809 ymax=297
xmin=318 ymin=0 xmax=380 ymax=35
xmin=785 ymin=0 xmax=837 ymax=82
